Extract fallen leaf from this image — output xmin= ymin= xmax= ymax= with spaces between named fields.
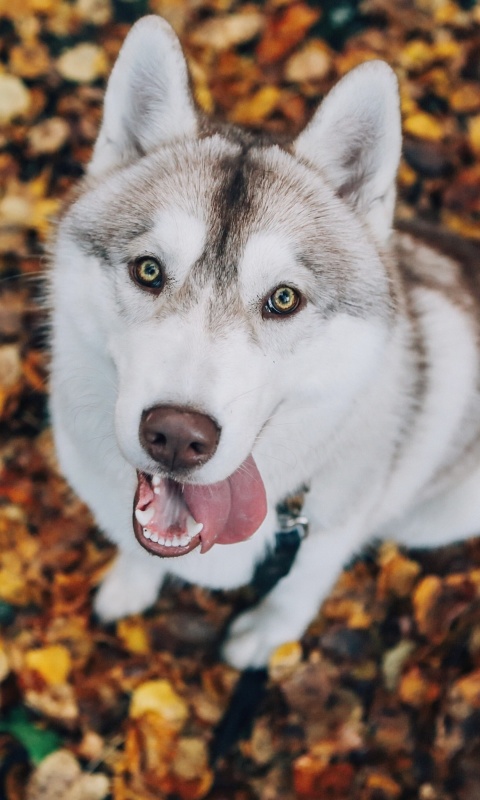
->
xmin=0 ymin=74 xmax=31 ymax=123
xmin=256 ymin=3 xmax=320 ymax=66
xmin=190 ymin=10 xmax=263 ymax=50
xmin=129 ymin=679 xmax=189 ymax=729
xmin=25 ymin=645 xmax=72 ymax=686
xmin=26 ymin=749 xmax=109 ymax=799
xmin=404 ymin=112 xmax=445 ymax=141
xmin=56 ymin=44 xmax=108 ymax=83
xmin=284 ymin=40 xmax=332 ymax=82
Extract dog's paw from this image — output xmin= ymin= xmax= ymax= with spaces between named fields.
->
xmin=222 ymin=603 xmax=300 ymax=670
xmin=94 ymin=554 xmax=163 ymax=623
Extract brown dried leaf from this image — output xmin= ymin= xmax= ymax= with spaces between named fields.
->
xmin=26 ymin=749 xmax=110 ymax=800
xmin=294 ymin=755 xmax=355 ymax=799
xmin=398 ymin=666 xmax=440 ymax=707
xmin=28 ymin=118 xmax=70 ymax=155
xmin=256 ymin=3 xmax=320 ymax=66
xmin=450 ymin=82 xmax=480 ymax=113
xmin=377 ymin=542 xmax=421 ymax=599
xmin=189 ymin=10 xmax=263 ymax=50
xmin=285 ymin=40 xmax=332 ymax=83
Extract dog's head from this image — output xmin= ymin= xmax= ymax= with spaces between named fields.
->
xmin=54 ymin=17 xmax=401 ymax=558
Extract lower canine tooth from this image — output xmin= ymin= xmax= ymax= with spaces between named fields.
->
xmin=143 ymin=528 xmax=152 ymax=540
xmin=135 ymin=507 xmax=154 ymax=526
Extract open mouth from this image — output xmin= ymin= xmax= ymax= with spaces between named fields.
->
xmin=132 ymin=454 xmax=267 ymax=558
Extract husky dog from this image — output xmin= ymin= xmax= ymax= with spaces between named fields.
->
xmin=49 ymin=16 xmax=480 ymax=669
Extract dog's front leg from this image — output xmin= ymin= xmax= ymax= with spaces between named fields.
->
xmin=223 ymin=522 xmax=365 ymax=670
xmin=94 ymin=548 xmax=167 ymax=623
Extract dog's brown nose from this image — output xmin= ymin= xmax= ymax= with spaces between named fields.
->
xmin=139 ymin=405 xmax=220 ymax=471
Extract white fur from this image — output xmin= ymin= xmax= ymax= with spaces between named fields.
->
xmin=50 ymin=17 xmax=480 ymax=669
xmin=295 ymin=60 xmax=401 ymax=243
xmin=89 ymin=16 xmax=196 ymax=176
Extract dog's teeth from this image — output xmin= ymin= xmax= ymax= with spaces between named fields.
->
xmin=158 ymin=535 xmax=166 ymax=546
xmin=154 ymin=488 xmax=161 ymax=495
xmin=180 ymin=533 xmax=190 ymax=546
xmin=135 ymin=507 xmax=154 ymax=525
xmin=186 ymin=515 xmax=203 ymax=537
xmin=143 ymin=528 xmax=152 ymax=540
xmin=152 ymin=475 xmax=161 ymax=486
xmin=150 ymin=532 xmax=159 ymax=543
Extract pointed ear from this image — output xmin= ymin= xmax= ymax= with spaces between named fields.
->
xmin=89 ymin=16 xmax=197 ymax=176
xmin=295 ymin=61 xmax=401 ymax=243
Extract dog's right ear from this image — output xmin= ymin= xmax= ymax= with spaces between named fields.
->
xmin=89 ymin=16 xmax=197 ymax=176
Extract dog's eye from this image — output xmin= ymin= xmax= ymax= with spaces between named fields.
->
xmin=130 ymin=257 xmax=164 ymax=291
xmin=264 ymin=286 xmax=301 ymax=317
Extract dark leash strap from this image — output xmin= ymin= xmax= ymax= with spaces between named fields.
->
xmin=250 ymin=492 xmax=309 ymax=600
xmin=210 ymin=489 xmax=309 ymax=766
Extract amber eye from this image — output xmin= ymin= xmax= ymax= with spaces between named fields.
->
xmin=131 ymin=257 xmax=164 ymax=291
xmin=264 ymin=286 xmax=301 ymax=317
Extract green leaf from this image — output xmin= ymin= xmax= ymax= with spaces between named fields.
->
xmin=0 ymin=706 xmax=61 ymax=765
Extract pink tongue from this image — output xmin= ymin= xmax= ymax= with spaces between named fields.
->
xmin=184 ymin=454 xmax=267 ymax=553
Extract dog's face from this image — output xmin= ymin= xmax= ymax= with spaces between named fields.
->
xmin=53 ymin=17 xmax=401 ymax=558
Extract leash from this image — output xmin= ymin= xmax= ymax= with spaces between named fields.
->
xmin=211 ymin=487 xmax=309 ymax=766
xmin=250 ymin=486 xmax=309 ymax=600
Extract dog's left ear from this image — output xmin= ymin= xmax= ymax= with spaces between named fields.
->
xmin=295 ymin=61 xmax=401 ymax=244
xmin=89 ymin=16 xmax=197 ymax=176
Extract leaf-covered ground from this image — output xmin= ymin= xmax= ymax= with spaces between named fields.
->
xmin=1 ymin=0 xmax=480 ymax=798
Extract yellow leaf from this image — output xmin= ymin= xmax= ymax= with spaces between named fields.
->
xmin=129 ymin=679 xmax=188 ymax=728
xmin=404 ymin=112 xmax=444 ymax=142
xmin=398 ymin=161 xmax=417 ymax=188
xmin=400 ymin=39 xmax=435 ymax=72
xmin=0 ymin=643 xmax=10 ymax=682
xmin=269 ymin=640 xmax=302 ymax=681
xmin=25 ymin=644 xmax=72 ymax=685
xmin=230 ymin=86 xmax=281 ymax=125
xmin=442 ymin=211 xmax=480 ymax=240
xmin=117 ymin=617 xmax=150 ymax=655
xmin=31 ymin=197 xmax=60 ymax=238
xmin=0 ymin=564 xmax=27 ymax=604
xmin=468 ymin=115 xmax=480 ymax=155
